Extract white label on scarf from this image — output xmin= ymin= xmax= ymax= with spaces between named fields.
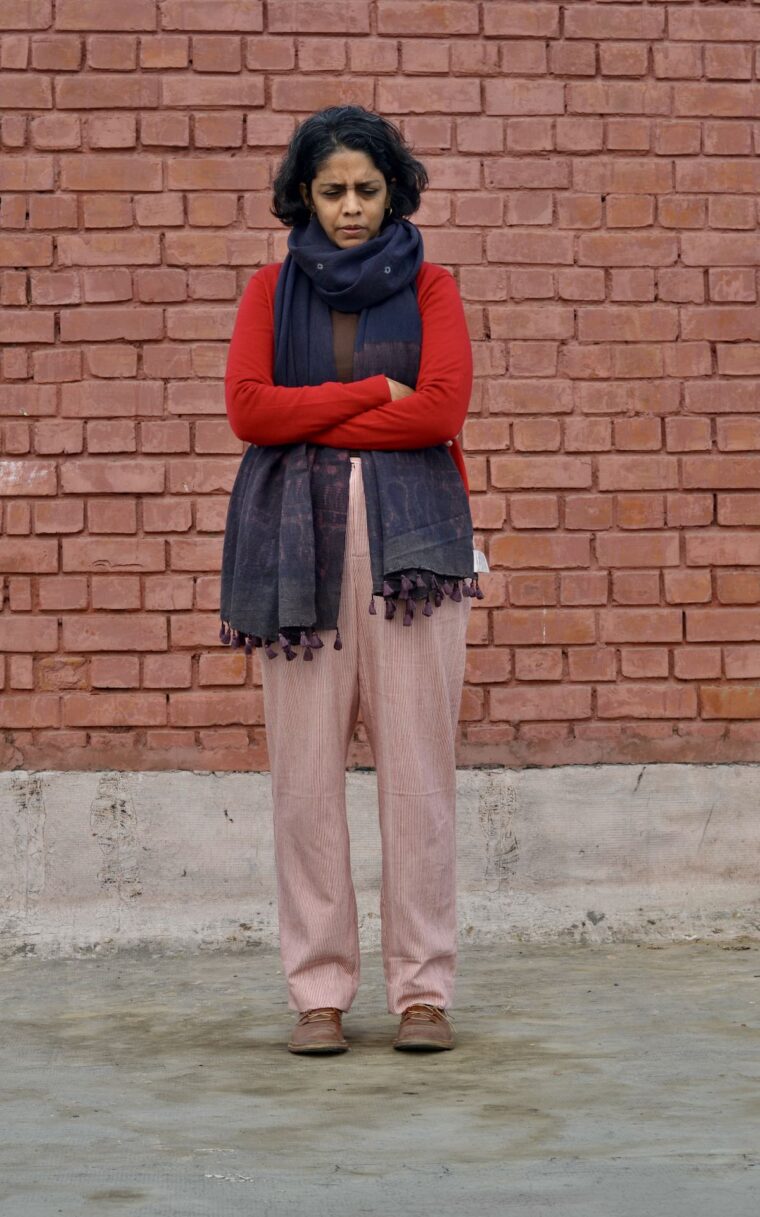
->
xmin=473 ymin=548 xmax=490 ymax=573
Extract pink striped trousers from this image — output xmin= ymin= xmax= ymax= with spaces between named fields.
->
xmin=260 ymin=456 xmax=470 ymax=1015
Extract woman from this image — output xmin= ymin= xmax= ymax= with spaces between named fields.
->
xmin=220 ymin=105 xmax=480 ymax=1056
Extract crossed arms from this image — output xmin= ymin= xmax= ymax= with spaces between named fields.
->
xmin=223 ymin=262 xmax=473 ymax=452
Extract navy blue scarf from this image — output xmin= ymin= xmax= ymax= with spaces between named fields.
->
xmin=219 ymin=212 xmax=481 ymax=661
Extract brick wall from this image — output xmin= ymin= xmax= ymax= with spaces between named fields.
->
xmin=2 ymin=0 xmax=760 ymax=772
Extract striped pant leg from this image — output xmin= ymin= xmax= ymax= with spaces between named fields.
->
xmin=349 ymin=457 xmax=471 ymax=1015
xmin=259 ymin=464 xmax=363 ymax=1014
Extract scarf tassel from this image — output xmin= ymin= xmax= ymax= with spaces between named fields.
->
xmin=218 ymin=566 xmax=481 ymax=661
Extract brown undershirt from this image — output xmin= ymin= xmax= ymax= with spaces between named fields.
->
xmin=330 ymin=308 xmax=362 ymax=457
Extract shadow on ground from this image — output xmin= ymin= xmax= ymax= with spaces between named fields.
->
xmin=1 ymin=940 xmax=758 ymax=1216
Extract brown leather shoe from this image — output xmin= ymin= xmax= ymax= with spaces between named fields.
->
xmin=392 ymin=1002 xmax=456 ymax=1051
xmin=287 ymin=1007 xmax=349 ymax=1054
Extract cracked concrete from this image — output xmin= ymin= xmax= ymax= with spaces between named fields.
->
xmin=0 ymin=940 xmax=758 ymax=1216
xmin=2 ymin=765 xmax=759 ymax=957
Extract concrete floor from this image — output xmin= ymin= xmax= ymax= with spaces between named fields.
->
xmin=1 ymin=941 xmax=758 ymax=1217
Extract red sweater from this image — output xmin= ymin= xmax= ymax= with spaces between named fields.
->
xmin=224 ymin=260 xmax=473 ymax=495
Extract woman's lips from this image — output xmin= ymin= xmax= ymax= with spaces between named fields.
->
xmin=341 ymin=226 xmax=364 ymax=233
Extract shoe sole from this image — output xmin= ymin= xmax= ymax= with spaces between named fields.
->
xmin=392 ymin=1039 xmax=454 ymax=1051
xmin=287 ymin=1042 xmax=350 ymax=1054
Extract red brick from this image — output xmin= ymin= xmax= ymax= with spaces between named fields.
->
xmin=682 ymin=233 xmax=760 ymax=268
xmin=557 ymin=195 xmax=603 ymax=230
xmin=565 ymin=6 xmax=664 ymax=41
xmin=378 ymin=1 xmax=475 ymax=35
xmin=615 ymin=494 xmax=664 ymax=529
xmin=484 ymin=4 xmax=559 ymax=37
xmin=600 ymin=44 xmax=648 ymax=79
xmin=717 ymin=572 xmax=760 ymax=605
xmin=597 ymin=684 xmax=696 ymax=719
xmin=568 ymin=81 xmax=670 ymax=117
xmin=491 ymin=534 xmax=589 ymax=569
xmin=579 ymin=389 xmax=682 ymax=423
xmin=0 ymin=540 xmax=58 ymax=574
xmin=597 ymin=533 xmax=678 ymax=568
xmin=61 ymin=615 xmax=167 ymax=651
xmin=550 ymin=40 xmax=596 ymax=77
xmin=612 ymin=571 xmax=660 ymax=605
xmin=579 ymin=232 xmax=675 ymax=267
xmin=491 ymin=456 xmax=591 ymax=489
xmin=564 ymin=419 xmax=612 ymax=452
xmin=674 ymin=649 xmax=722 ymax=681
xmin=504 ymin=191 xmax=552 ymax=225
xmin=669 ymin=10 xmax=760 ymax=42
xmin=665 ymin=418 xmax=711 ymax=452
xmin=465 ymin=648 xmax=512 ymax=684
xmin=664 ymin=343 xmax=711 ymax=378
xmin=500 ymin=43 xmax=548 ymax=79
xmin=169 ymin=690 xmax=264 ymax=726
xmin=658 ymin=268 xmax=704 ymax=304
xmin=686 ymin=610 xmax=760 ymax=643
xmin=618 ymin=491 xmax=662 ymax=530
xmin=608 ymin=118 xmax=647 ymax=152
xmin=508 ymin=574 xmax=557 ymax=607
xmin=494 ymin=609 xmax=595 ymax=645
xmin=686 ymin=532 xmax=760 ymax=567
xmin=0 ymin=695 xmax=60 ymax=729
xmin=674 ymin=85 xmax=760 ymax=120
xmin=491 ymin=685 xmax=591 ymax=723
xmin=568 ymin=647 xmax=616 ymax=682
xmin=664 ymin=569 xmax=712 ymax=604
xmin=484 ymin=80 xmax=564 ymax=116
xmin=724 ymin=646 xmax=760 ymax=677
xmin=561 ymin=572 xmax=609 ymax=605
xmin=677 ymin=159 xmax=760 ymax=195
xmin=0 ymin=617 xmax=58 ymax=652
xmin=683 ymin=456 xmax=760 ymax=490
xmin=716 ymin=348 xmax=760 ymax=378
xmin=613 ymin=418 xmax=662 ymax=451
xmin=512 ymin=419 xmax=561 ymax=451
xmin=708 ymin=203 xmax=756 ymax=236
xmin=620 ymin=648 xmax=669 ymax=679
xmin=687 ymin=382 xmax=760 ymax=414
xmin=510 ymin=495 xmax=559 ymax=530
xmin=598 ymin=456 xmax=678 ymax=491
xmin=487 ymin=230 xmax=572 ymax=263
xmin=653 ymin=44 xmax=701 ymax=81
xmin=601 ymin=610 xmax=682 ymax=643
xmin=565 ymin=495 xmax=613 ymax=531
xmin=701 ymin=687 xmax=760 ymax=720
xmin=578 ymin=306 xmax=678 ymax=341
xmin=666 ymin=494 xmax=714 ymax=528
xmin=91 ymin=656 xmax=140 ymax=689
xmin=609 ymin=269 xmax=654 ymax=302
xmin=461 ymin=418 xmax=508 ymax=451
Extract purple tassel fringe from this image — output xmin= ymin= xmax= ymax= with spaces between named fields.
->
xmin=218 ymin=570 xmax=484 ymax=661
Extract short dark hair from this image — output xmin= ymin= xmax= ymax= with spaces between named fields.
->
xmin=271 ymin=105 xmax=429 ymax=228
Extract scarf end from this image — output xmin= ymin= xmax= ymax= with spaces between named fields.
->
xmin=371 ymin=570 xmax=484 ymax=624
xmin=217 ymin=572 xmax=483 ymax=661
xmin=218 ymin=618 xmax=335 ymax=660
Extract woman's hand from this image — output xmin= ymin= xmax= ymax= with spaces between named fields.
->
xmin=385 ymin=377 xmax=415 ymax=401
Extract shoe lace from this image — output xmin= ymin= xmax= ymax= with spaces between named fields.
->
xmin=401 ymin=1002 xmax=455 ymax=1027
xmin=297 ymin=1007 xmax=342 ymax=1025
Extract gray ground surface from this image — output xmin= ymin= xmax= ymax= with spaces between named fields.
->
xmin=1 ymin=940 xmax=758 ymax=1216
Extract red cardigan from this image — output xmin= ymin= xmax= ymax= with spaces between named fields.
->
xmin=224 ymin=260 xmax=472 ymax=495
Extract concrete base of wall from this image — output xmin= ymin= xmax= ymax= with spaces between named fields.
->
xmin=1 ymin=764 xmax=758 ymax=959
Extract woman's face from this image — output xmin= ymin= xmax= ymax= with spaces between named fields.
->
xmin=299 ymin=147 xmax=393 ymax=248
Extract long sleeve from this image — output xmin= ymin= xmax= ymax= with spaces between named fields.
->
xmin=224 ymin=263 xmax=392 ymax=445
xmin=309 ymin=265 xmax=473 ymax=452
